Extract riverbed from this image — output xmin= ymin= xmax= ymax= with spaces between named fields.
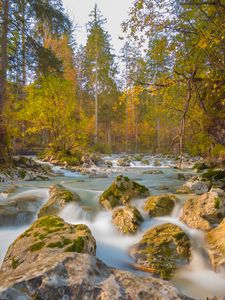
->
xmin=1 ymin=155 xmax=225 ymax=300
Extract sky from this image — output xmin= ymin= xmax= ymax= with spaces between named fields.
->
xmin=62 ymin=0 xmax=134 ymax=55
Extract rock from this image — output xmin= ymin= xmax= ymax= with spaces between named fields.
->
xmin=112 ymin=205 xmax=143 ymax=234
xmin=183 ymin=177 xmax=210 ymax=195
xmin=89 ymin=172 xmax=108 ymax=179
xmin=180 ymin=192 xmax=225 ymax=231
xmin=81 ymin=155 xmax=95 ymax=167
xmin=154 ymin=160 xmax=162 ymax=166
xmin=105 ymin=160 xmax=113 ymax=168
xmin=117 ymin=157 xmax=131 ymax=167
xmin=0 ymin=252 xmax=189 ymax=300
xmin=202 ymin=169 xmax=225 ymax=183
xmin=155 ymin=185 xmax=170 ymax=191
xmin=175 ymin=186 xmax=191 ymax=194
xmin=144 ymin=194 xmax=178 ymax=217
xmin=0 ymin=195 xmax=43 ymax=226
xmin=141 ymin=159 xmax=150 ymax=165
xmin=1 ymin=215 xmax=96 ymax=272
xmin=143 ymin=170 xmax=164 ymax=175
xmin=133 ymin=154 xmax=143 ymax=161
xmin=130 ymin=223 xmax=191 ymax=279
xmin=38 ymin=185 xmax=80 ymax=218
xmin=177 ymin=173 xmax=193 ymax=181
xmin=99 ymin=175 xmax=150 ymax=210
xmin=192 ymin=162 xmax=210 ymax=172
xmin=210 ymin=187 xmax=225 ymax=196
xmin=207 ymin=218 xmax=225 ymax=271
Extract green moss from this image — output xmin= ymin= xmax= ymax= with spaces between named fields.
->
xmin=29 ymin=241 xmax=45 ymax=252
xmin=65 ymin=237 xmax=85 ymax=252
xmin=47 ymin=241 xmax=64 ymax=248
xmin=202 ymin=169 xmax=225 ymax=181
xmin=11 ymin=257 xmax=21 ymax=269
xmin=133 ymin=223 xmax=190 ymax=279
xmin=193 ymin=162 xmax=209 ymax=172
xmin=47 ymin=236 xmax=72 ymax=248
xmin=20 ymin=228 xmax=32 ymax=238
xmin=215 ymin=198 xmax=220 ymax=209
xmin=18 ymin=169 xmax=26 ymax=179
xmin=37 ymin=216 xmax=65 ymax=229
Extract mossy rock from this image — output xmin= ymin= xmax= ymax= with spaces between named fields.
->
xmin=1 ymin=215 xmax=96 ymax=272
xmin=38 ymin=185 xmax=80 ymax=218
xmin=117 ymin=158 xmax=131 ymax=167
xmin=130 ymin=223 xmax=191 ymax=279
xmin=180 ymin=192 xmax=225 ymax=231
xmin=192 ymin=162 xmax=209 ymax=172
xmin=99 ymin=175 xmax=150 ymax=210
xmin=202 ymin=169 xmax=225 ymax=181
xmin=144 ymin=195 xmax=178 ymax=217
xmin=207 ymin=218 xmax=225 ymax=270
xmin=112 ymin=205 xmax=143 ymax=234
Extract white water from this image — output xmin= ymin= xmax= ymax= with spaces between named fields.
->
xmin=0 ymin=155 xmax=225 ymax=299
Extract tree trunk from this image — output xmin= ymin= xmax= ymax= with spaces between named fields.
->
xmin=0 ymin=0 xmax=10 ymax=165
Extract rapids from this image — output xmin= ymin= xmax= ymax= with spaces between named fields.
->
xmin=1 ymin=154 xmax=225 ymax=299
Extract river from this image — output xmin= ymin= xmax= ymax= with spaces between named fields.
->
xmin=1 ymin=155 xmax=225 ymax=299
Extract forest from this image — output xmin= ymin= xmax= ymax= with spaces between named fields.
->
xmin=1 ymin=1 xmax=225 ymax=300
xmin=0 ymin=0 xmax=224 ymax=167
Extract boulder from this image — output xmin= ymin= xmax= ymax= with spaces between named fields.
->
xmin=141 ymin=159 xmax=150 ymax=165
xmin=154 ymin=160 xmax=162 ymax=166
xmin=0 ymin=195 xmax=43 ymax=226
xmin=206 ymin=218 xmax=225 ymax=270
xmin=0 ymin=252 xmax=189 ymax=300
xmin=192 ymin=162 xmax=210 ymax=172
xmin=133 ymin=154 xmax=143 ymax=161
xmin=130 ymin=223 xmax=191 ymax=279
xmin=117 ymin=157 xmax=131 ymax=167
xmin=202 ymin=169 xmax=225 ymax=181
xmin=112 ymin=205 xmax=143 ymax=234
xmin=175 ymin=186 xmax=191 ymax=194
xmin=99 ymin=175 xmax=150 ymax=210
xmin=1 ymin=215 xmax=96 ymax=272
xmin=177 ymin=173 xmax=193 ymax=181
xmin=38 ymin=185 xmax=80 ymax=218
xmin=180 ymin=192 xmax=225 ymax=231
xmin=144 ymin=195 xmax=178 ymax=217
xmin=183 ymin=177 xmax=210 ymax=195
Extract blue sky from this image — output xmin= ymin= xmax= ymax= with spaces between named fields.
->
xmin=62 ymin=0 xmax=134 ymax=54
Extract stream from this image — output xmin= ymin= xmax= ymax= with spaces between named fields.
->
xmin=1 ymin=155 xmax=225 ymax=300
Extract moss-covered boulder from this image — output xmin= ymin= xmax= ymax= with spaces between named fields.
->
xmin=38 ymin=185 xmax=80 ymax=217
xmin=112 ymin=205 xmax=143 ymax=234
xmin=130 ymin=223 xmax=191 ymax=279
xmin=144 ymin=194 xmax=178 ymax=217
xmin=1 ymin=215 xmax=96 ymax=272
xmin=99 ymin=175 xmax=150 ymax=210
xmin=180 ymin=192 xmax=225 ymax=231
xmin=202 ymin=169 xmax=225 ymax=182
xmin=206 ymin=218 xmax=225 ymax=270
xmin=117 ymin=158 xmax=131 ymax=167
xmin=192 ymin=162 xmax=209 ymax=172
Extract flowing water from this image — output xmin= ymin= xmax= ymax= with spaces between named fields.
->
xmin=0 ymin=155 xmax=225 ymax=299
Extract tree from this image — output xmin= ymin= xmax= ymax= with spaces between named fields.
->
xmin=123 ymin=0 xmax=225 ymax=159
xmin=84 ymin=4 xmax=118 ymax=145
xmin=0 ymin=0 xmax=72 ymax=163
